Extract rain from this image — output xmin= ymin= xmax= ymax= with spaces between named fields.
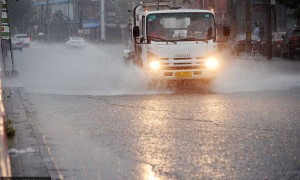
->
xmin=1 ymin=0 xmax=300 ymax=179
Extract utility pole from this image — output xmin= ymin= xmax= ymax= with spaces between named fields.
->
xmin=46 ymin=0 xmax=51 ymax=41
xmin=245 ymin=0 xmax=251 ymax=53
xmin=100 ymin=0 xmax=106 ymax=40
xmin=266 ymin=0 xmax=272 ymax=60
xmin=79 ymin=10 xmax=83 ymax=36
xmin=271 ymin=0 xmax=277 ymax=32
xmin=0 ymin=0 xmax=2 ymax=44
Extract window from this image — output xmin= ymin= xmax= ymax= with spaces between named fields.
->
xmin=146 ymin=12 xmax=216 ymax=41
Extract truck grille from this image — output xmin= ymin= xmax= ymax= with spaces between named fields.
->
xmin=173 ymin=58 xmax=192 ymax=60
xmin=174 ymin=63 xmax=192 ymax=65
xmin=159 ymin=57 xmax=206 ymax=70
xmin=162 ymin=65 xmax=205 ymax=70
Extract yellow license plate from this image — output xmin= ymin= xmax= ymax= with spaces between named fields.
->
xmin=175 ymin=72 xmax=192 ymax=78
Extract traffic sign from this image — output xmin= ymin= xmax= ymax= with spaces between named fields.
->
xmin=2 ymin=0 xmax=6 ymax=10
xmin=2 ymin=25 xmax=10 ymax=39
xmin=2 ymin=0 xmax=10 ymax=40
xmin=2 ymin=12 xmax=8 ymax=25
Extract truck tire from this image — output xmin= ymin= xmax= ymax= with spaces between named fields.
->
xmin=134 ymin=55 xmax=143 ymax=67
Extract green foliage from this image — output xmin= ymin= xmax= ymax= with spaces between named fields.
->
xmin=277 ymin=0 xmax=299 ymax=8
xmin=181 ymin=0 xmax=192 ymax=5
xmin=50 ymin=10 xmax=68 ymax=42
xmin=277 ymin=0 xmax=300 ymax=25
xmin=7 ymin=0 xmax=35 ymax=34
xmin=5 ymin=119 xmax=15 ymax=138
xmin=111 ymin=0 xmax=130 ymax=24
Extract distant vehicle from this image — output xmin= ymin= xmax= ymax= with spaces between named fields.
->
xmin=231 ymin=34 xmax=261 ymax=55
xmin=37 ymin=32 xmax=45 ymax=41
xmin=11 ymin=37 xmax=23 ymax=52
xmin=282 ymin=27 xmax=300 ymax=59
xmin=14 ymin=34 xmax=31 ymax=47
xmin=65 ymin=37 xmax=87 ymax=49
xmin=278 ymin=31 xmax=286 ymax=38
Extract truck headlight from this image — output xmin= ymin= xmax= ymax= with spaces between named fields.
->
xmin=205 ymin=57 xmax=219 ymax=69
xmin=149 ymin=61 xmax=160 ymax=70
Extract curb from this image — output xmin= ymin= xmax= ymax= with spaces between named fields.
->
xmin=18 ymin=87 xmax=63 ymax=180
xmin=0 ymin=81 xmax=12 ymax=177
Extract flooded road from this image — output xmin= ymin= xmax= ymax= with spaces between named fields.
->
xmin=3 ymin=42 xmax=300 ymax=179
xmin=5 ymin=42 xmax=300 ymax=95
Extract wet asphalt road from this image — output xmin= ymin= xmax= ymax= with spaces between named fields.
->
xmin=28 ymin=88 xmax=300 ymax=179
xmin=4 ymin=42 xmax=300 ymax=179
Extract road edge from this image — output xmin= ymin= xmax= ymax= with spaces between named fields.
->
xmin=18 ymin=87 xmax=63 ymax=180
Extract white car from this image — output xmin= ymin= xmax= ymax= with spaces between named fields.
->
xmin=11 ymin=37 xmax=23 ymax=52
xmin=14 ymin=34 xmax=31 ymax=47
xmin=65 ymin=37 xmax=87 ymax=48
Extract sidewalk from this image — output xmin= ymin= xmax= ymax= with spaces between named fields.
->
xmin=3 ymin=87 xmax=62 ymax=179
xmin=0 ymin=84 xmax=11 ymax=178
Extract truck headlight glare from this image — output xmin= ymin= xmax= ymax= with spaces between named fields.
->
xmin=149 ymin=61 xmax=160 ymax=70
xmin=205 ymin=57 xmax=219 ymax=69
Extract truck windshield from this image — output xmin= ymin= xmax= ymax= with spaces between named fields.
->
xmin=147 ymin=12 xmax=216 ymax=41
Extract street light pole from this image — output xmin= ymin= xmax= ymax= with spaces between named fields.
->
xmin=46 ymin=0 xmax=50 ymax=41
xmin=266 ymin=0 xmax=272 ymax=60
xmin=245 ymin=0 xmax=252 ymax=53
xmin=100 ymin=0 xmax=106 ymax=40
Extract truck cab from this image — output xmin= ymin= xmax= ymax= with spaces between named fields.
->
xmin=123 ymin=2 xmax=230 ymax=83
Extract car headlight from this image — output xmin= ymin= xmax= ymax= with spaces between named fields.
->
xmin=149 ymin=61 xmax=160 ymax=70
xmin=205 ymin=57 xmax=219 ymax=69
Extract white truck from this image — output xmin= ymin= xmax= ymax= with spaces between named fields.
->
xmin=123 ymin=1 xmax=230 ymax=85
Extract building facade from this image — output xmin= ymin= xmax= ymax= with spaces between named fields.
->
xmin=32 ymin=0 xmax=126 ymax=42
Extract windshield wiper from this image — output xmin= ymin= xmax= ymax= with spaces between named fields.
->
xmin=148 ymin=36 xmax=177 ymax=44
xmin=179 ymin=38 xmax=208 ymax=43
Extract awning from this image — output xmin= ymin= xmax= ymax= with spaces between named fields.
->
xmin=83 ymin=22 xmax=100 ymax=29
xmin=66 ymin=19 xmax=101 ymax=29
xmin=33 ymin=0 xmax=70 ymax=6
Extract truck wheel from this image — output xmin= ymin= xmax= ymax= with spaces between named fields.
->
xmin=134 ymin=56 xmax=143 ymax=67
xmin=148 ymin=80 xmax=158 ymax=90
xmin=148 ymin=80 xmax=169 ymax=90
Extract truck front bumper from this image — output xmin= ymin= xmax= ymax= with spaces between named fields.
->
xmin=147 ymin=69 xmax=217 ymax=81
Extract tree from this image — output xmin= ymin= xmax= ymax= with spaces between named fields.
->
xmin=181 ymin=0 xmax=192 ymax=6
xmin=111 ymin=0 xmax=129 ymax=24
xmin=50 ymin=10 xmax=68 ymax=42
xmin=7 ymin=0 xmax=35 ymax=34
xmin=228 ymin=0 xmax=237 ymax=36
xmin=277 ymin=0 xmax=300 ymax=25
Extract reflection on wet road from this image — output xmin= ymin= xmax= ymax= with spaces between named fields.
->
xmin=28 ymin=89 xmax=300 ymax=179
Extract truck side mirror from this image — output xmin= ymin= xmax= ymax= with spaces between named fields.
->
xmin=133 ymin=26 xmax=140 ymax=37
xmin=223 ymin=26 xmax=230 ymax=37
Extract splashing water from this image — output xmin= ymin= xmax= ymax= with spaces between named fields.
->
xmin=7 ymin=42 xmax=170 ymax=95
xmin=5 ymin=43 xmax=300 ymax=95
xmin=211 ymin=54 xmax=300 ymax=93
